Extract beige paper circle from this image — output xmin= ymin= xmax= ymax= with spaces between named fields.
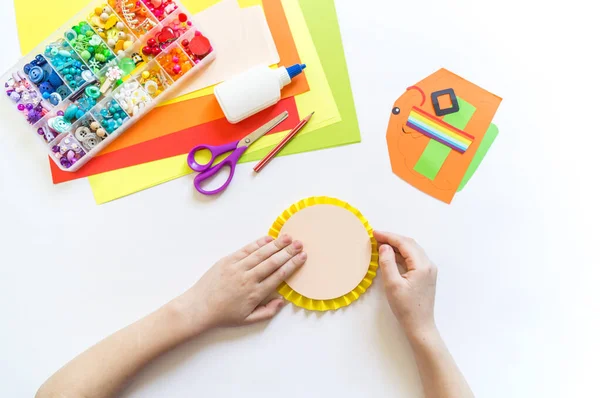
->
xmin=279 ymin=204 xmax=372 ymax=300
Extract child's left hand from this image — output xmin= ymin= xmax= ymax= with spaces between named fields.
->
xmin=175 ymin=234 xmax=306 ymax=333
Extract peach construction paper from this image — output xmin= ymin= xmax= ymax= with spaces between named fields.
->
xmin=280 ymin=205 xmax=372 ymax=300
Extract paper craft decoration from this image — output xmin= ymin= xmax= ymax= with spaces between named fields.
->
xmin=268 ymin=197 xmax=378 ymax=311
xmin=87 ymin=0 xmax=357 ymax=204
xmin=386 ymin=68 xmax=502 ymax=203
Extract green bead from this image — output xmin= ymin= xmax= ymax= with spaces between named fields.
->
xmin=80 ymin=50 xmax=91 ymax=61
xmin=73 ymin=26 xmax=80 ymax=34
xmin=118 ymin=58 xmax=136 ymax=75
xmin=114 ymin=79 xmax=123 ymax=88
xmin=86 ymin=30 xmax=94 ymax=37
xmin=88 ymin=46 xmax=95 ymax=53
xmin=95 ymin=54 xmax=106 ymax=63
xmin=103 ymin=49 xmax=111 ymax=58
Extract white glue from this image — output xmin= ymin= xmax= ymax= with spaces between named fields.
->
xmin=214 ymin=64 xmax=306 ymax=124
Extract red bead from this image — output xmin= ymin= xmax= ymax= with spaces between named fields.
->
xmin=147 ymin=38 xmax=157 ymax=47
xmin=151 ymin=46 xmax=161 ymax=55
xmin=182 ymin=39 xmax=189 ymax=47
xmin=178 ymin=13 xmax=188 ymax=22
xmin=142 ymin=46 xmax=153 ymax=55
xmin=189 ymin=34 xmax=211 ymax=57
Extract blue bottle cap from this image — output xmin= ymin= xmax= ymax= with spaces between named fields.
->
xmin=286 ymin=63 xmax=306 ymax=80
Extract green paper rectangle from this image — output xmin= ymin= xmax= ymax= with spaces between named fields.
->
xmin=413 ymin=142 xmax=452 ymax=180
xmin=413 ymin=98 xmax=477 ymax=180
xmin=457 ymin=123 xmax=499 ymax=191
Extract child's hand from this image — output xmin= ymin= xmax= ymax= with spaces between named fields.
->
xmin=374 ymin=231 xmax=438 ymax=338
xmin=175 ymin=234 xmax=306 ymax=333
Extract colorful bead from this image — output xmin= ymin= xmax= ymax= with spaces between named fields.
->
xmin=92 ymin=98 xmax=129 ymax=134
xmin=5 ymin=71 xmax=49 ymax=124
xmin=156 ymin=46 xmax=192 ymax=81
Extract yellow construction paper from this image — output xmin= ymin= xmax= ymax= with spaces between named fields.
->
xmin=269 ymin=197 xmax=378 ymax=311
xmin=14 ymin=0 xmax=263 ymax=105
xmin=88 ymin=0 xmax=340 ymax=204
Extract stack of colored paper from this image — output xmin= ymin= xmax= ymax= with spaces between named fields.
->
xmin=14 ymin=0 xmax=360 ymax=203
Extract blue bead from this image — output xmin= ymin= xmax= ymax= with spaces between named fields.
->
xmin=76 ymin=110 xmax=85 ymax=119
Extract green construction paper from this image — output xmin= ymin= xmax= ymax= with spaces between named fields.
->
xmin=413 ymin=142 xmax=452 ymax=179
xmin=239 ymin=0 xmax=360 ymax=163
xmin=457 ymin=123 xmax=499 ymax=191
xmin=413 ymin=98 xmax=476 ymax=179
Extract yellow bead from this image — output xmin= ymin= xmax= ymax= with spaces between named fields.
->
xmin=142 ymin=71 xmax=150 ymax=79
xmin=95 ymin=7 xmax=103 ymax=16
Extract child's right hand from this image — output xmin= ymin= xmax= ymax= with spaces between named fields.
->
xmin=374 ymin=231 xmax=438 ymax=338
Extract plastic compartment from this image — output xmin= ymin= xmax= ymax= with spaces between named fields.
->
xmin=63 ymin=82 xmax=103 ymax=123
xmin=65 ymin=21 xmax=117 ymax=76
xmin=71 ymin=115 xmax=108 ymax=151
xmin=160 ymin=9 xmax=194 ymax=39
xmin=4 ymin=71 xmax=51 ymax=124
xmin=155 ymin=43 xmax=194 ymax=81
xmin=179 ymin=29 xmax=214 ymax=64
xmin=141 ymin=0 xmax=180 ymax=22
xmin=113 ymin=79 xmax=154 ymax=116
xmin=43 ymin=37 xmax=94 ymax=93
xmin=91 ymin=96 xmax=130 ymax=135
xmin=33 ymin=103 xmax=74 ymax=143
xmin=109 ymin=0 xmax=159 ymax=38
xmin=49 ymin=133 xmax=88 ymax=169
xmin=135 ymin=60 xmax=173 ymax=98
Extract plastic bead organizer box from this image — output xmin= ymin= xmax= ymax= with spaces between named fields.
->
xmin=1 ymin=0 xmax=215 ymax=171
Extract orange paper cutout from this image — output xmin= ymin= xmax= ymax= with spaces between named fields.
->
xmin=97 ymin=0 xmax=309 ymax=156
xmin=385 ymin=69 xmax=502 ymax=203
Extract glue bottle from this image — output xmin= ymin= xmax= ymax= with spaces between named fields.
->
xmin=214 ymin=64 xmax=306 ymax=124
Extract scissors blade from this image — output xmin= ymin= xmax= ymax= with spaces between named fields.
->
xmin=237 ymin=111 xmax=289 ymax=148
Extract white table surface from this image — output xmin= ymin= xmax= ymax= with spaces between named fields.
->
xmin=1 ymin=0 xmax=598 ymax=397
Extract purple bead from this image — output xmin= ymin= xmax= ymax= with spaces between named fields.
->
xmin=52 ymin=145 xmax=60 ymax=152
xmin=66 ymin=150 xmax=75 ymax=161
xmin=37 ymin=127 xmax=44 ymax=135
xmin=17 ymin=104 xmax=25 ymax=111
xmin=26 ymin=103 xmax=34 ymax=110
xmin=60 ymin=158 xmax=70 ymax=167
xmin=57 ymin=110 xmax=64 ymax=116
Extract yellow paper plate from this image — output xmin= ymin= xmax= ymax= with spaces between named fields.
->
xmin=268 ymin=196 xmax=379 ymax=311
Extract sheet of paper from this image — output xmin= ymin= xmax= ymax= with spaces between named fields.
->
xmin=385 ymin=69 xmax=502 ymax=204
xmin=88 ymin=0 xmax=358 ymax=204
xmin=162 ymin=0 xmax=280 ymax=104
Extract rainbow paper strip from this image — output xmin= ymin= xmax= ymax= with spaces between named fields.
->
xmin=407 ymin=107 xmax=475 ymax=153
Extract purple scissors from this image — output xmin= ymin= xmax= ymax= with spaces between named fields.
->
xmin=187 ymin=111 xmax=289 ymax=195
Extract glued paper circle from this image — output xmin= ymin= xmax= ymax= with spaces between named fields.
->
xmin=279 ymin=204 xmax=372 ymax=300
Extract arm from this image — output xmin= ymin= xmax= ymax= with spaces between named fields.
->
xmin=374 ymin=231 xmax=474 ymax=398
xmin=36 ymin=234 xmax=306 ymax=398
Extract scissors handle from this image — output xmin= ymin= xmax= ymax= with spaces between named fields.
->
xmin=192 ymin=146 xmax=247 ymax=195
xmin=187 ymin=141 xmax=239 ymax=173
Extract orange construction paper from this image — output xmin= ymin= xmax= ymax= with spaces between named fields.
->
xmin=96 ymin=0 xmax=309 ymax=156
xmin=49 ymin=97 xmax=299 ymax=183
xmin=385 ymin=68 xmax=502 ymax=204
